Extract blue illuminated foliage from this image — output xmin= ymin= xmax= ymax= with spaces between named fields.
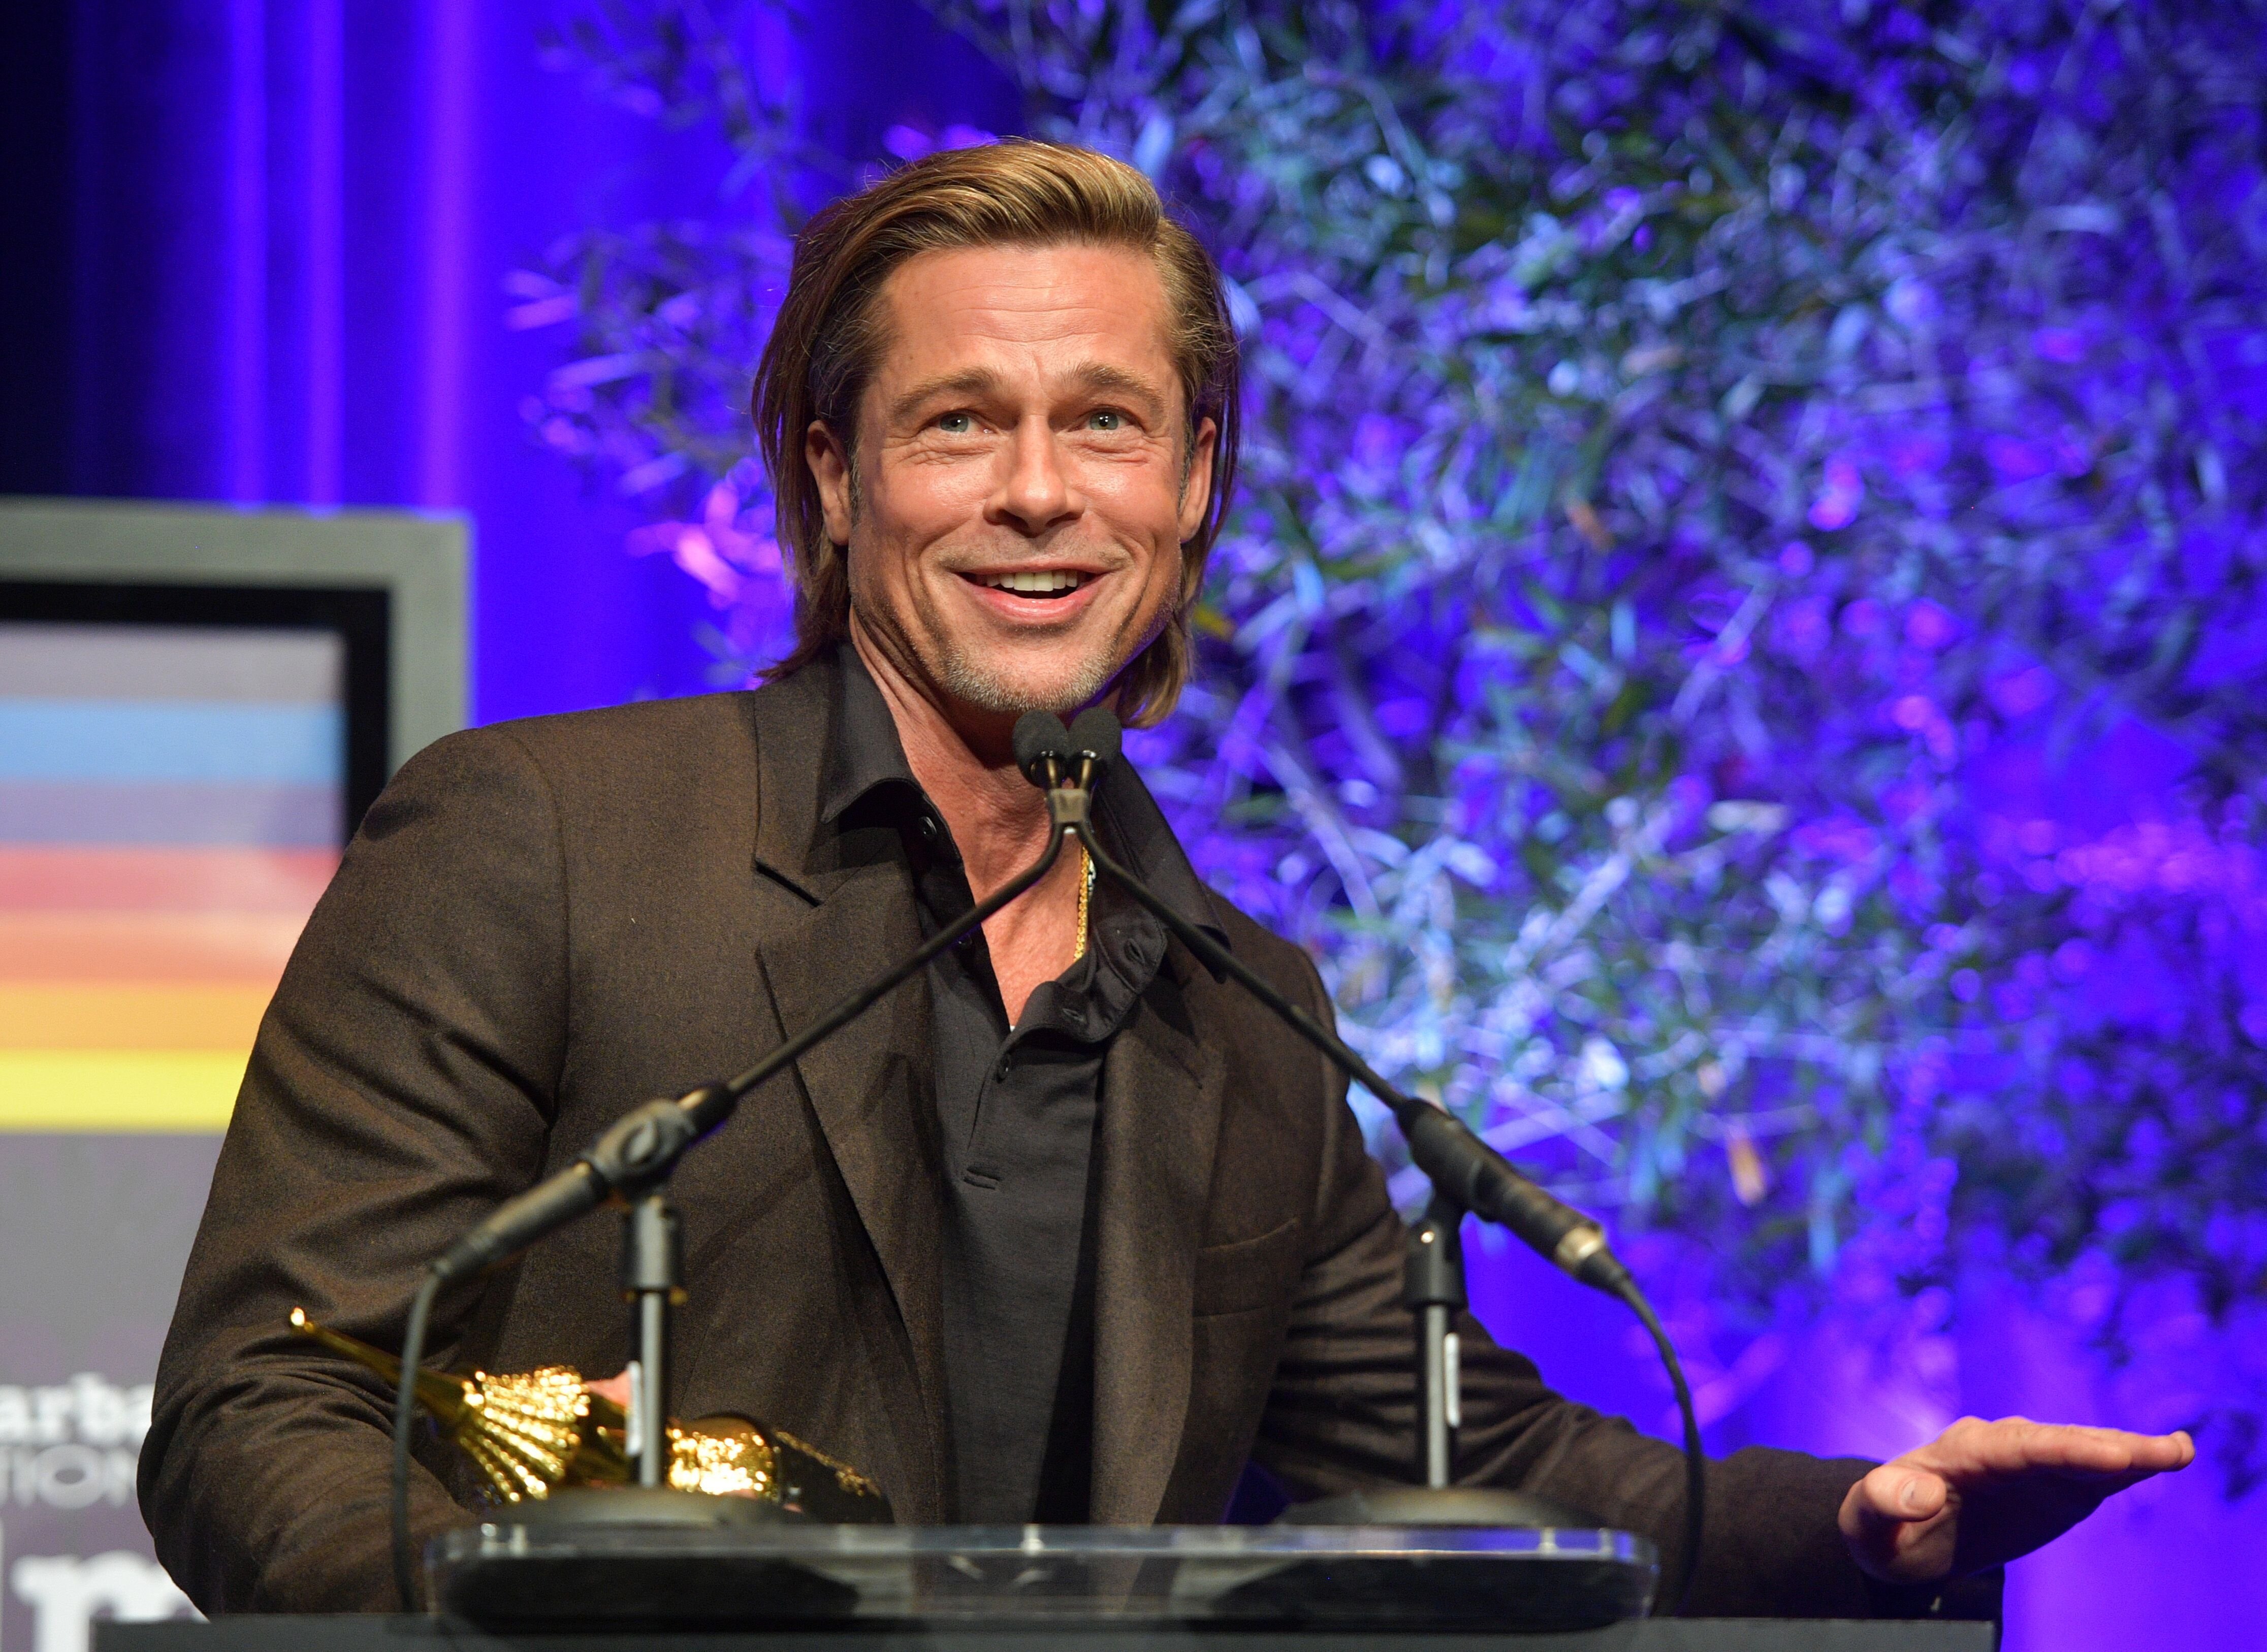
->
xmin=528 ymin=0 xmax=2267 ymax=1485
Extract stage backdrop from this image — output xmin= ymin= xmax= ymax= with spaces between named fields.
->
xmin=4 ymin=5 xmax=2262 ymax=1650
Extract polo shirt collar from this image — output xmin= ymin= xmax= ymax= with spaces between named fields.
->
xmin=817 ymin=641 xmax=1228 ymax=949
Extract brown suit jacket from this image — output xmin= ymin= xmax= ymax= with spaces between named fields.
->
xmin=141 ymin=653 xmax=1880 ymax=1614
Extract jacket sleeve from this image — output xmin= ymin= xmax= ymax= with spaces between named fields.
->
xmin=1247 ymin=950 xmax=1882 ymax=1618
xmin=139 ymin=725 xmax=570 ymax=1613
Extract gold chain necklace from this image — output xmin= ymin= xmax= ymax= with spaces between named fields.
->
xmin=1071 ymin=843 xmax=1094 ymax=961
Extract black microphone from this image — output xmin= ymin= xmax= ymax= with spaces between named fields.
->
xmin=1039 ymin=706 xmax=1628 ymax=1297
xmin=1014 ymin=707 xmax=1123 ymax=791
xmin=1013 ymin=710 xmax=1074 ymax=787
xmin=1398 ymin=1107 xmax=1627 ymax=1292
xmin=1067 ymin=705 xmax=1122 ymax=775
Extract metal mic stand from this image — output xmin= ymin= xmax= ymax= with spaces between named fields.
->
xmin=1407 ymin=1195 xmax=1466 ymax=1491
xmin=622 ymin=1192 xmax=682 ymax=1488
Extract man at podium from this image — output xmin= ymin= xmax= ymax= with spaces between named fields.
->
xmin=140 ymin=141 xmax=2189 ymax=1617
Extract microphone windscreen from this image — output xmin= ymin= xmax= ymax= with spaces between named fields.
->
xmin=1013 ymin=710 xmax=1074 ymax=786
xmin=1067 ymin=705 xmax=1123 ymax=774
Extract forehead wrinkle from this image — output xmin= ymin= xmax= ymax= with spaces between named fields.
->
xmin=866 ymin=245 xmax=1182 ymax=434
xmin=884 ymin=367 xmax=1004 ymax=427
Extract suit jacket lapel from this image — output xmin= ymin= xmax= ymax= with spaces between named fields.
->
xmin=745 ymin=662 xmax=951 ymax=1508
xmin=1090 ymin=963 xmax=1225 ymax=1524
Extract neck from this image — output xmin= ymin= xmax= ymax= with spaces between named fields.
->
xmin=847 ymin=617 xmax=1093 ymax=1026
xmin=847 ymin=618 xmax=1053 ymax=899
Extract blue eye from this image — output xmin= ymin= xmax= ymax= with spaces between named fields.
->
xmin=1089 ymin=410 xmax=1123 ymax=430
xmin=937 ymin=412 xmax=974 ymax=434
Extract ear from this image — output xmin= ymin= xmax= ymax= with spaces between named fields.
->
xmin=807 ymin=421 xmax=854 ymax=546
xmin=1176 ymin=415 xmax=1219 ymax=543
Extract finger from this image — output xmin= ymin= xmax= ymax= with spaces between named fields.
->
xmin=2135 ymin=1430 xmax=2196 ymax=1470
xmin=587 ymin=1372 xmax=632 ymax=1406
xmin=1853 ymin=1462 xmax=1949 ymax=1531
xmin=2035 ymin=1423 xmax=2192 ymax=1474
xmin=1914 ymin=1417 xmax=2196 ymax=1480
xmin=1840 ymin=1464 xmax=1956 ymax=1583
xmin=2048 ymin=1432 xmax=2194 ymax=1493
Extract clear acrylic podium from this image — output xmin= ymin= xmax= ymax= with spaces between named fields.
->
xmin=97 ymin=1523 xmax=1995 ymax=1649
xmin=97 ymin=1521 xmax=1999 ymax=1651
xmin=94 ymin=1521 xmax=1995 ymax=1652
xmin=428 ymin=1520 xmax=1659 ymax=1631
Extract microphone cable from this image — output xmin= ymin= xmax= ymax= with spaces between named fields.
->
xmin=390 ymin=1269 xmax=442 ymax=1611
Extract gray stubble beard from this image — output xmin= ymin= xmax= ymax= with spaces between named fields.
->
xmin=933 ymin=625 xmax=1132 ymax=718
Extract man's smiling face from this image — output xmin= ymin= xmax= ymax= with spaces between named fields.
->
xmin=808 ymin=241 xmax=1215 ymax=726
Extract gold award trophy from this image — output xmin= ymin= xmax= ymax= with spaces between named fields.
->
xmin=290 ymin=1309 xmax=891 ymax=1523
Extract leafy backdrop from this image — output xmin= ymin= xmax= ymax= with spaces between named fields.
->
xmin=518 ymin=0 xmax=2267 ymax=1487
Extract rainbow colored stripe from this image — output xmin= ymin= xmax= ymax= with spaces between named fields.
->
xmin=0 ymin=625 xmax=344 ymax=1130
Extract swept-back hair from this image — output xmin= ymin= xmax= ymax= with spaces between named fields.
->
xmin=751 ymin=140 xmax=1240 ymax=726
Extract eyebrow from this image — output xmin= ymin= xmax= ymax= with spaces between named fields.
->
xmin=886 ymin=369 xmax=1001 ymax=427
xmin=884 ymin=361 xmax=1172 ymax=427
xmin=1068 ymin=362 xmax=1167 ymax=412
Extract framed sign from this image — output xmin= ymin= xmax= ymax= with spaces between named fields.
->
xmin=0 ymin=500 xmax=465 ymax=1651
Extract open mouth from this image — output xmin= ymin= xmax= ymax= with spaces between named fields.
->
xmin=971 ymin=569 xmax=1091 ymax=601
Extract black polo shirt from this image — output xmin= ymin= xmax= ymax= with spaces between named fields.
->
xmin=818 ymin=645 xmax=1226 ymax=1524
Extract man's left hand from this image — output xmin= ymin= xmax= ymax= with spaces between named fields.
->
xmin=1839 ymin=1415 xmax=2195 ymax=1582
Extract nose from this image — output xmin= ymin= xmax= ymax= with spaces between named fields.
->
xmin=988 ymin=416 xmax=1080 ymax=537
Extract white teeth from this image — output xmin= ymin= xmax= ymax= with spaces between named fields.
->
xmin=983 ymin=569 xmax=1086 ymax=594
